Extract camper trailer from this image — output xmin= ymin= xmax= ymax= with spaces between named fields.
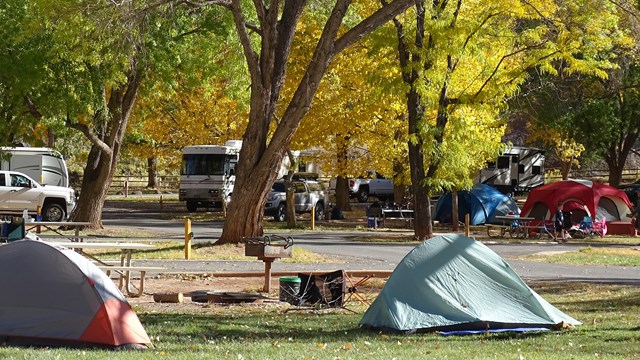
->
xmin=477 ymin=146 xmax=544 ymax=194
xmin=0 ymin=147 xmax=70 ymax=187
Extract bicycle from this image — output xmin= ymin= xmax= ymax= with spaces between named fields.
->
xmin=508 ymin=219 xmax=524 ymax=238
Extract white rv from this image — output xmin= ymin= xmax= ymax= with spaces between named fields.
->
xmin=0 ymin=147 xmax=70 ymax=187
xmin=477 ymin=146 xmax=545 ymax=194
xmin=179 ymin=140 xmax=243 ymax=212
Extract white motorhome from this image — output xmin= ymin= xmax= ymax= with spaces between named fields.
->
xmin=179 ymin=140 xmax=243 ymax=212
xmin=0 ymin=147 xmax=70 ymax=187
xmin=477 ymin=146 xmax=545 ymax=194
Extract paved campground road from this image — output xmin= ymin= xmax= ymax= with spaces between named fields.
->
xmin=100 ymin=204 xmax=640 ymax=286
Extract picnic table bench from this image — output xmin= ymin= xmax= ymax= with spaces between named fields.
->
xmin=381 ymin=209 xmax=414 ymax=228
xmin=47 ymin=241 xmax=161 ymax=296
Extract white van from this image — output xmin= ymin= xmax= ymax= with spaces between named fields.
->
xmin=0 ymin=147 xmax=70 ymax=188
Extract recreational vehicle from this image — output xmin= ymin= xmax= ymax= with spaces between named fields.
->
xmin=179 ymin=140 xmax=243 ymax=212
xmin=0 ymin=147 xmax=70 ymax=187
xmin=477 ymin=146 xmax=545 ymax=194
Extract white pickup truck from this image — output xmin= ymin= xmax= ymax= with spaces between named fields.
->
xmin=348 ymin=176 xmax=394 ymax=203
xmin=0 ymin=170 xmax=76 ymax=221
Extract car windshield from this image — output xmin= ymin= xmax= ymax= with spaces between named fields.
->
xmin=271 ymin=182 xmax=286 ymax=192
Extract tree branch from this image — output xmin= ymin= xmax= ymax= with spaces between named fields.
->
xmin=229 ymin=0 xmax=260 ymax=82
xmin=334 ymin=0 xmax=415 ymax=54
xmin=66 ymin=116 xmax=113 ymax=156
xmin=473 ymin=40 xmax=550 ymax=101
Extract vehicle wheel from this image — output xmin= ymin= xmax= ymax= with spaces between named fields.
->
xmin=356 ymin=189 xmax=369 ymax=203
xmin=43 ymin=203 xmax=65 ymax=222
xmin=314 ymin=202 xmax=324 ymax=221
xmin=275 ymin=204 xmax=286 ymax=222
xmin=186 ymin=201 xmax=198 ymax=212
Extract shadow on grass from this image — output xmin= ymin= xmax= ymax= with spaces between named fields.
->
xmin=140 ymin=312 xmax=558 ymax=344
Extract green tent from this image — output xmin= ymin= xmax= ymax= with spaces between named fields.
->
xmin=360 ymin=234 xmax=580 ymax=334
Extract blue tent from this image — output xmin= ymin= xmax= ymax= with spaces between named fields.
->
xmin=434 ymin=184 xmax=520 ymax=225
xmin=360 ymin=234 xmax=580 ymax=334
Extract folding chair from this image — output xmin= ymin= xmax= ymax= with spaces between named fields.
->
xmin=343 ymin=273 xmax=374 ymax=307
xmin=293 ymin=271 xmax=374 ymax=311
xmin=579 ymin=216 xmax=594 ymax=236
xmin=593 ymin=217 xmax=607 ymax=237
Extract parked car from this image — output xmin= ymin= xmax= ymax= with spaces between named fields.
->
xmin=264 ymin=178 xmax=327 ymax=222
xmin=0 ymin=170 xmax=76 ymax=222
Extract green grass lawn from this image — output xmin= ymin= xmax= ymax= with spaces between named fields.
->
xmin=522 ymin=246 xmax=640 ymax=266
xmin=1 ymin=282 xmax=638 ymax=359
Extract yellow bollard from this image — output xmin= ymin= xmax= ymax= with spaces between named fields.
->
xmin=311 ymin=207 xmax=315 ymax=230
xmin=184 ymin=218 xmax=192 ymax=260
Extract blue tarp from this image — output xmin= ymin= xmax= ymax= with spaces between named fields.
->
xmin=434 ymin=184 xmax=520 ymax=225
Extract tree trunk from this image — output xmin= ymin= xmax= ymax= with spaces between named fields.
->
xmin=147 ymin=157 xmax=158 ymax=188
xmin=72 ymin=147 xmax=115 ymax=227
xmin=335 ymin=176 xmax=351 ymax=211
xmin=69 ymin=69 xmax=141 ymax=228
xmin=284 ymin=172 xmax=296 ymax=227
xmin=408 ymin=134 xmax=432 ymax=240
xmin=452 ymin=189 xmax=459 ymax=231
xmin=334 ymin=135 xmax=351 ymax=211
xmin=407 ymin=84 xmax=431 ymax=239
xmin=560 ymin=161 xmax=571 ymax=180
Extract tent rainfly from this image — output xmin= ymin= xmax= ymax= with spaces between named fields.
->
xmin=433 ymin=184 xmax=520 ymax=225
xmin=0 ymin=240 xmax=152 ymax=348
xmin=360 ymin=234 xmax=580 ymax=334
xmin=520 ymin=179 xmax=632 ymax=222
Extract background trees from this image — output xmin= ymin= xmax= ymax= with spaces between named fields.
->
xmin=387 ymin=0 xmax=633 ymax=239
xmin=2 ymin=0 xmax=640 ymax=234
xmin=213 ymin=0 xmax=414 ymax=244
xmin=1 ymin=0 xmax=238 ymax=226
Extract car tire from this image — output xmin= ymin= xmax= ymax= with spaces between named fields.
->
xmin=275 ymin=203 xmax=286 ymax=222
xmin=186 ymin=201 xmax=198 ymax=212
xmin=43 ymin=203 xmax=65 ymax=222
xmin=356 ymin=189 xmax=369 ymax=203
xmin=314 ymin=202 xmax=324 ymax=221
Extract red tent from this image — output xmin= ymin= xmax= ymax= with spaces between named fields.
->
xmin=521 ymin=179 xmax=632 ymax=223
xmin=0 ymin=240 xmax=151 ymax=349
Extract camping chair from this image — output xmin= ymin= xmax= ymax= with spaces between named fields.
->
xmin=294 ymin=271 xmax=373 ymax=312
xmin=593 ymin=217 xmax=607 ymax=238
xmin=578 ymin=216 xmax=607 ymax=238
xmin=343 ymin=273 xmax=373 ymax=307
xmin=579 ymin=216 xmax=594 ymax=235
xmin=530 ymin=220 xmax=556 ymax=239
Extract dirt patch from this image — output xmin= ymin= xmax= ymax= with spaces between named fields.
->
xmin=126 ymin=272 xmax=386 ymax=313
xmin=128 ymin=274 xmax=277 ymax=313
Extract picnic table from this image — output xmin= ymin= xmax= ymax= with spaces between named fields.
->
xmin=381 ymin=209 xmax=414 ymax=227
xmin=489 ymin=215 xmax=536 ymax=238
xmin=24 ymin=221 xmax=92 ymax=242
xmin=47 ymin=241 xmax=161 ymax=296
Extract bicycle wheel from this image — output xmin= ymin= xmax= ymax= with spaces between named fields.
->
xmin=509 ymin=225 xmax=522 ymax=238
